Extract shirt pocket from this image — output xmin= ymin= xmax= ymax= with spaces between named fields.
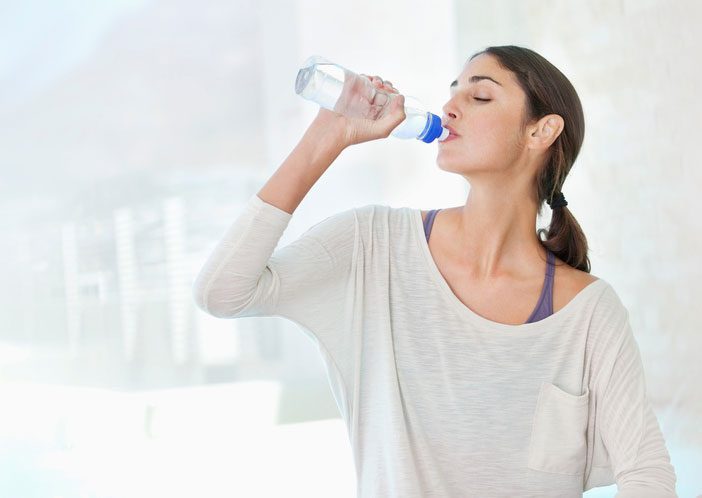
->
xmin=527 ymin=381 xmax=590 ymax=476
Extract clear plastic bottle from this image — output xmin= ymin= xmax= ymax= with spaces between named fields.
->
xmin=295 ymin=55 xmax=449 ymax=143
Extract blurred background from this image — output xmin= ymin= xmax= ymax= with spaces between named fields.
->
xmin=1 ymin=0 xmax=700 ymax=496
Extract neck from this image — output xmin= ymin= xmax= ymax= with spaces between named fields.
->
xmin=449 ymin=187 xmax=546 ymax=282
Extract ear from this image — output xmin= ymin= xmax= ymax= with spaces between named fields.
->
xmin=528 ymin=114 xmax=564 ymax=150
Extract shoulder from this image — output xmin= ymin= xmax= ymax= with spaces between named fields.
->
xmin=586 ymin=277 xmax=630 ymax=341
xmin=300 ymin=204 xmax=372 ymax=242
xmin=420 ymin=208 xmax=446 ymax=224
xmin=556 ymin=259 xmax=600 ymax=293
xmin=354 ymin=203 xmax=413 ymax=222
xmin=585 ymin=280 xmax=634 ymax=383
xmin=551 ymin=254 xmax=602 ymax=310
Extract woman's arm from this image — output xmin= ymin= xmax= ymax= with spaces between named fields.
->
xmin=257 ymin=111 xmax=347 ymax=215
xmin=597 ymin=312 xmax=678 ymax=497
xmin=192 ymin=114 xmax=357 ymax=330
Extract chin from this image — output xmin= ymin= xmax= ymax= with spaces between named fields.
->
xmin=437 ymin=162 xmax=500 ymax=182
xmin=436 ymin=154 xmax=478 ymax=173
xmin=437 ymin=147 xmax=496 ymax=172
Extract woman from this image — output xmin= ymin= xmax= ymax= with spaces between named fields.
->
xmin=192 ymin=45 xmax=677 ymax=497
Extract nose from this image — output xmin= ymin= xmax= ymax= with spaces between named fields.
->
xmin=442 ymin=111 xmax=457 ymax=127
xmin=441 ymin=99 xmax=459 ymax=124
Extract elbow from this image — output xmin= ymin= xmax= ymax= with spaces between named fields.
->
xmin=192 ymin=280 xmax=215 ymax=316
xmin=614 ymin=462 xmax=678 ymax=498
xmin=191 ymin=275 xmax=268 ymax=319
xmin=191 ymin=273 xmax=229 ymax=318
xmin=614 ymin=486 xmax=677 ymax=498
xmin=191 ymin=267 xmax=236 ymax=318
xmin=192 ymin=286 xmax=233 ymax=319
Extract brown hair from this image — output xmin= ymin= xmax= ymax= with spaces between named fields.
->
xmin=468 ymin=45 xmax=591 ymax=273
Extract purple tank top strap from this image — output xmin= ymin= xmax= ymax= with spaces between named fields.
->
xmin=423 ymin=209 xmax=441 ymax=242
xmin=525 ymin=250 xmax=557 ymax=323
xmin=546 ymin=249 xmax=556 ymax=275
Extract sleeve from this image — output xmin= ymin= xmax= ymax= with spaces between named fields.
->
xmin=596 ymin=310 xmax=678 ymax=498
xmin=191 ymin=192 xmax=358 ymax=345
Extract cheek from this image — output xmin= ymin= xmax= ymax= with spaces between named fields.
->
xmin=464 ymin=104 xmax=506 ymax=135
xmin=466 ymin=117 xmax=511 ymax=152
xmin=479 ymin=110 xmax=523 ymax=149
xmin=437 ymin=115 xmax=517 ymax=166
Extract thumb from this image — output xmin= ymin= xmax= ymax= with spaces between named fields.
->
xmin=372 ymin=93 xmax=407 ymax=140
xmin=384 ymin=93 xmax=406 ymax=127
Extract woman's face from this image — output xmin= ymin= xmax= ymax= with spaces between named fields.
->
xmin=437 ymin=53 xmax=529 ymax=178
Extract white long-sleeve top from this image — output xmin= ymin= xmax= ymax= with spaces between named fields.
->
xmin=192 ymin=193 xmax=678 ymax=498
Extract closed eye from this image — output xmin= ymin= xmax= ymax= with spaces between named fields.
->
xmin=474 ymin=98 xmax=491 ymax=102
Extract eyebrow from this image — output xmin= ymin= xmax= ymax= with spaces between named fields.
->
xmin=450 ymin=75 xmax=502 ymax=88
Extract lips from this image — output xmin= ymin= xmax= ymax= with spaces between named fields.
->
xmin=443 ymin=124 xmax=460 ymax=137
xmin=439 ymin=124 xmax=460 ymax=143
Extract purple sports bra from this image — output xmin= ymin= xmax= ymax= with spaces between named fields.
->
xmin=423 ymin=209 xmax=555 ymax=323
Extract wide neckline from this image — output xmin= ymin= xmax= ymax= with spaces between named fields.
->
xmin=411 ymin=207 xmax=607 ymax=334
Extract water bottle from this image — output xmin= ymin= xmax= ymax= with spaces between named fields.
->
xmin=295 ymin=55 xmax=449 ymax=143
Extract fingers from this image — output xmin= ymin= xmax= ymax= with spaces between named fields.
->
xmin=360 ymin=73 xmax=398 ymax=93
xmin=375 ymin=75 xmax=397 ymax=92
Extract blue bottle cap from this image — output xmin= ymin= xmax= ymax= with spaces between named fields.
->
xmin=418 ymin=112 xmax=445 ymax=143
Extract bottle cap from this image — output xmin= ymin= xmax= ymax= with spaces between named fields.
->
xmin=418 ymin=113 xmax=445 ymax=143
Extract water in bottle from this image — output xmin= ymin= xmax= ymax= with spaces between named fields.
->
xmin=295 ymin=55 xmax=449 ymax=143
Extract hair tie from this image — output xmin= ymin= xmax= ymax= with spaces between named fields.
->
xmin=547 ymin=191 xmax=568 ymax=209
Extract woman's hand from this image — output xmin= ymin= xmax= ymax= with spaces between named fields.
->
xmin=314 ymin=74 xmax=406 ymax=147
